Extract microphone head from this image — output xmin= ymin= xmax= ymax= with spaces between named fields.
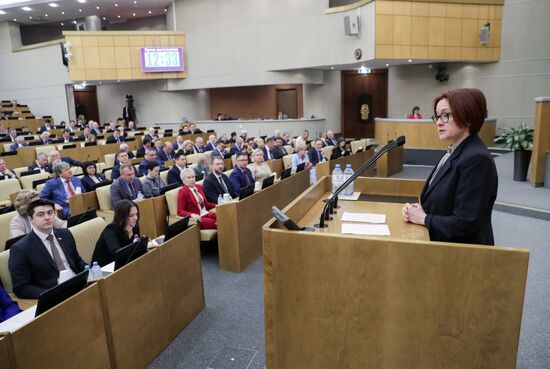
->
xmin=396 ymin=136 xmax=406 ymax=146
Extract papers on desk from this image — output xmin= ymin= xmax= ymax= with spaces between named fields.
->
xmin=326 ymin=192 xmax=361 ymax=201
xmin=341 ymin=212 xmax=386 ymax=224
xmin=0 ymin=305 xmax=37 ymax=333
xmin=341 ymin=223 xmax=391 ymax=236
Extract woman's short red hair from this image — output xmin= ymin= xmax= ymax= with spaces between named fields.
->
xmin=433 ymin=88 xmax=487 ymax=134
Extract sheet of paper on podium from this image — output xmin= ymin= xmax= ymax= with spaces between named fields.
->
xmin=341 ymin=212 xmax=386 ymax=223
xmin=341 ymin=223 xmax=391 ymax=236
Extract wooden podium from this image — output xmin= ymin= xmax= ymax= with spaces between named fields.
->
xmin=262 ymin=176 xmax=529 ymax=369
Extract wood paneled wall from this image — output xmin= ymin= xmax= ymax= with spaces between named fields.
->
xmin=209 ymin=84 xmax=304 ymax=121
xmin=375 ymin=1 xmax=502 ymax=61
xmin=63 ymin=31 xmax=186 ymax=81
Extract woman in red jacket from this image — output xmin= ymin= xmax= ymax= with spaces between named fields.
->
xmin=177 ymin=168 xmax=217 ymax=229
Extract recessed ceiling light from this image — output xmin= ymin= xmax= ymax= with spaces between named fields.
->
xmin=0 ymin=10 xmax=6 ymax=15
xmin=132 ymin=13 xmax=135 ymax=16
xmin=61 ymin=11 xmax=65 ymax=14
xmin=114 ymin=3 xmax=118 ymax=7
xmin=148 ymin=10 xmax=152 ymax=14
xmin=77 ymin=0 xmax=86 ymax=3
xmin=73 ymin=20 xmax=77 ymax=24
xmin=78 ymin=9 xmax=82 ymax=12
xmin=102 ymin=16 xmax=106 ymax=20
xmin=61 ymin=22 xmax=64 ymax=25
xmin=385 ymin=63 xmax=389 ymax=67
xmin=117 ymin=15 xmax=120 ymax=18
xmin=408 ymin=59 xmax=412 ymax=63
xmin=96 ymin=6 xmax=99 ymax=10
xmin=49 ymin=3 xmax=59 ymax=7
xmin=22 ymin=7 xmax=32 ymax=11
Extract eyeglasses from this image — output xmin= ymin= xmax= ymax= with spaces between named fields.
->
xmin=431 ymin=112 xmax=453 ymax=124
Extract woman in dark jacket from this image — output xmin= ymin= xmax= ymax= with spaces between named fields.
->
xmin=80 ymin=161 xmax=107 ymax=192
xmin=331 ymin=138 xmax=351 ymax=159
xmin=92 ymin=199 xmax=140 ymax=266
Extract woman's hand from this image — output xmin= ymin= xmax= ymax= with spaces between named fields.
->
xmin=191 ymin=214 xmax=201 ymax=222
xmin=402 ymin=203 xmax=427 ymax=226
xmin=125 ymin=224 xmax=134 ymax=238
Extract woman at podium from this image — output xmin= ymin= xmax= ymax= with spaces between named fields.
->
xmin=402 ymin=88 xmax=498 ymax=245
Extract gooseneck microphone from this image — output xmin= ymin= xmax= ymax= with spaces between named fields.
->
xmin=314 ymin=136 xmax=406 ymax=228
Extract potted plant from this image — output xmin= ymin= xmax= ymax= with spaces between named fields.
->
xmin=494 ymin=122 xmax=534 ymax=181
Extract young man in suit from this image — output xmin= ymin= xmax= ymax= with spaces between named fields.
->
xmin=60 ymin=129 xmax=74 ymax=144
xmin=28 ymin=152 xmax=52 ymax=173
xmin=136 ymin=137 xmax=153 ymax=158
xmin=273 ymin=137 xmax=288 ymax=159
xmin=38 ymin=119 xmax=54 ymax=133
xmin=9 ymin=199 xmax=87 ymax=299
xmin=110 ymin=163 xmax=144 ymax=208
xmin=229 ymin=153 xmax=254 ymax=194
xmin=139 ymin=148 xmax=163 ymax=176
xmin=111 ymin=150 xmax=130 ymax=180
xmin=167 ymin=151 xmax=187 ymax=185
xmin=307 ymin=139 xmax=327 ymax=165
xmin=204 ymin=135 xmax=217 ymax=151
xmin=262 ymin=137 xmax=276 ymax=161
xmin=203 ymin=156 xmax=237 ymax=203
xmin=106 ymin=129 xmax=125 ymax=144
xmin=40 ymin=161 xmax=85 ymax=219
xmin=210 ymin=139 xmax=228 ymax=158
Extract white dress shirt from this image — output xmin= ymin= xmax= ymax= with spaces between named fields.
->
xmin=32 ymin=226 xmax=76 ymax=277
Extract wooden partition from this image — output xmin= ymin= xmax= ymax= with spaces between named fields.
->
xmin=530 ymin=97 xmax=550 ymax=186
xmin=263 ymin=176 xmax=529 ymax=369
xmin=10 ymin=284 xmax=111 ymax=369
xmin=315 ymin=149 xmax=375 ymax=179
xmin=0 ymin=334 xmax=15 ymax=369
xmin=69 ymin=191 xmax=99 ymax=215
xmin=376 ymin=145 xmax=403 ymax=177
xmin=216 ymin=168 xmax=310 ymax=272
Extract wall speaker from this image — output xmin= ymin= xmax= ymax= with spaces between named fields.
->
xmin=435 ymin=67 xmax=449 ymax=82
xmin=480 ymin=23 xmax=491 ymax=45
xmin=344 ymin=15 xmax=359 ymax=36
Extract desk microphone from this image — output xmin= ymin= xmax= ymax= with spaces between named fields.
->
xmin=314 ymin=136 xmax=406 ymax=228
xmin=72 ymin=206 xmax=92 ymax=227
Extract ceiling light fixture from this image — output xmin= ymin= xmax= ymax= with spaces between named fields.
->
xmin=114 ymin=3 xmax=118 ymax=7
xmin=78 ymin=9 xmax=82 ymax=12
xmin=0 ymin=10 xmax=6 ymax=15
xmin=96 ymin=6 xmax=100 ymax=10
xmin=132 ymin=13 xmax=135 ymax=16
xmin=77 ymin=0 xmax=86 ymax=3
xmin=61 ymin=22 xmax=64 ymax=25
xmin=49 ymin=3 xmax=59 ymax=7
xmin=102 ymin=16 xmax=106 ymax=20
xmin=22 ymin=7 xmax=32 ymax=11
xmin=117 ymin=15 xmax=120 ymax=18
xmin=61 ymin=11 xmax=65 ymax=14
xmin=148 ymin=10 xmax=152 ymax=14
xmin=408 ymin=59 xmax=412 ymax=63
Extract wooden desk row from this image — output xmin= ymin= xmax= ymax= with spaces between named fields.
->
xmin=0 ymin=225 xmax=205 ymax=369
xmin=262 ymin=176 xmax=529 ymax=369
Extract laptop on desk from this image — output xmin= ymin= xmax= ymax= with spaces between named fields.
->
xmin=35 ymin=269 xmax=89 ymax=317
xmin=261 ymin=174 xmax=275 ymax=190
xmin=238 ymin=183 xmax=255 ymax=200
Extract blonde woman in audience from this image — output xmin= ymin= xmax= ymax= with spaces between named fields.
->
xmin=249 ymin=149 xmax=272 ymax=182
xmin=9 ymin=189 xmax=66 ymax=239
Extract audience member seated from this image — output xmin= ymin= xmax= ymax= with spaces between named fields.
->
xmin=219 ymin=133 xmax=229 ymax=144
xmin=242 ymin=144 xmax=253 ymax=163
xmin=10 ymin=136 xmax=29 ymax=151
xmin=106 ymin=129 xmax=125 ymax=144
xmin=180 ymin=125 xmax=190 ymax=135
xmin=38 ymin=119 xmax=54 ymax=133
xmin=407 ymin=105 xmax=423 ymax=119
xmin=136 ymin=137 xmax=153 ymax=158
xmin=110 ymin=163 xmax=144 ymax=208
xmin=66 ymin=120 xmax=77 ymax=133
xmin=86 ymin=133 xmax=98 ymax=145
xmin=180 ymin=140 xmax=195 ymax=156
xmin=139 ymin=148 xmax=162 ymax=176
xmin=81 ymin=161 xmax=107 ymax=192
xmin=167 ymin=151 xmax=188 ymax=185
xmin=112 ymin=150 xmax=130 ymax=180
xmin=0 ymin=158 xmax=16 ymax=179
xmin=9 ymin=189 xmax=67 ymax=239
xmin=204 ymin=135 xmax=217 ymax=151
xmin=229 ymin=153 xmax=255 ymax=194
xmin=271 ymin=129 xmax=281 ymax=141
xmin=332 ymin=138 xmax=351 ymax=159
xmin=308 ymin=139 xmax=327 ymax=165
xmin=40 ymin=161 xmax=84 ymax=219
xmin=127 ymin=120 xmax=136 ymax=131
xmin=194 ymin=137 xmax=205 ymax=153
xmin=49 ymin=150 xmax=81 ymax=168
xmin=158 ymin=141 xmax=174 ymax=161
xmin=91 ymin=121 xmax=102 ymax=135
xmin=188 ymin=123 xmax=202 ymax=134
xmin=60 ymin=129 xmax=74 ymax=143
xmin=28 ymin=152 xmax=52 ymax=173
xmin=273 ymin=137 xmax=288 ymax=158
xmin=142 ymin=162 xmax=165 ymax=198
xmin=105 ymin=121 xmax=117 ymax=132
xmin=119 ymin=143 xmax=135 ymax=160
xmin=92 ymin=199 xmax=140 ymax=267
xmin=229 ymin=137 xmax=244 ymax=156
xmin=249 ymin=149 xmax=272 ymax=182
xmin=173 ymin=135 xmax=185 ymax=152
xmin=193 ymin=156 xmax=211 ymax=178
xmin=177 ymin=168 xmax=217 ymax=229
xmin=291 ymin=144 xmax=312 ymax=174
xmin=295 ymin=130 xmax=309 ymax=147
xmin=153 ymin=138 xmax=164 ymax=157
xmin=325 ymin=130 xmax=337 ymax=146
xmin=246 ymin=137 xmax=258 ymax=150
xmin=9 ymin=199 xmax=87 ymax=299
xmin=211 ymin=139 xmax=228 ymax=158
xmin=228 ymin=132 xmax=237 ymax=144
xmin=36 ymin=131 xmax=53 ymax=146
xmin=203 ymin=156 xmax=237 ymax=203
xmin=240 ymin=129 xmax=248 ymax=141
xmin=262 ymin=137 xmax=276 ymax=161
xmin=0 ymin=283 xmax=21 ymax=322
xmin=145 ymin=127 xmax=157 ymax=141
xmin=3 ymin=128 xmax=17 ymax=143
xmin=79 ymin=127 xmax=92 ymax=141
xmin=282 ymin=132 xmax=291 ymax=146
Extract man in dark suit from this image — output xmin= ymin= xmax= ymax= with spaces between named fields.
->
xmin=28 ymin=152 xmax=52 ymax=173
xmin=262 ymin=137 xmax=276 ymax=161
xmin=193 ymin=137 xmax=205 ymax=153
xmin=308 ymin=139 xmax=327 ymax=165
xmin=138 ymin=148 xmax=162 ymax=176
xmin=210 ymin=139 xmax=229 ymax=158
xmin=38 ymin=119 xmax=54 ymax=133
xmin=167 ymin=151 xmax=187 ymax=185
xmin=273 ymin=137 xmax=288 ymax=158
xmin=4 ymin=128 xmax=18 ymax=143
xmin=136 ymin=137 xmax=153 ymax=158
xmin=110 ymin=163 xmax=144 ymax=208
xmin=173 ymin=135 xmax=185 ymax=152
xmin=203 ymin=156 xmax=237 ymax=203
xmin=204 ymin=135 xmax=217 ymax=151
xmin=9 ymin=199 xmax=87 ymax=299
xmin=229 ymin=153 xmax=254 ymax=194
xmin=111 ymin=150 xmax=130 ymax=180
xmin=325 ymin=130 xmax=337 ymax=146
xmin=10 ymin=136 xmax=29 ymax=151
xmin=48 ymin=150 xmax=81 ymax=168
xmin=229 ymin=137 xmax=244 ymax=156
xmin=40 ymin=161 xmax=85 ymax=218
xmin=188 ymin=123 xmax=202 ymax=134
xmin=106 ymin=129 xmax=125 ymax=144
xmin=60 ymin=129 xmax=74 ymax=144
xmin=91 ymin=121 xmax=102 ymax=135
xmin=36 ymin=131 xmax=53 ymax=145
xmin=158 ymin=142 xmax=174 ymax=162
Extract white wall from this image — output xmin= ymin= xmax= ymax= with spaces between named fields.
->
xmin=96 ymin=79 xmax=210 ymax=126
xmin=304 ymin=70 xmax=342 ymax=133
xmin=0 ymin=21 xmax=71 ymax=123
xmin=387 ymin=0 xmax=550 ymax=129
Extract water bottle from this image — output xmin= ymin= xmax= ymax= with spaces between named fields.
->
xmin=343 ymin=164 xmax=354 ymax=196
xmin=309 ymin=166 xmax=317 ymax=184
xmin=91 ymin=261 xmax=102 ymax=281
xmin=85 ymin=265 xmax=91 ymax=282
xmin=217 ymin=194 xmax=225 ymax=205
xmin=331 ymin=164 xmax=343 ymax=194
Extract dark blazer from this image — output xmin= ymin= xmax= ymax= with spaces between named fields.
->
xmin=106 ymin=135 xmax=125 ymax=144
xmin=307 ymin=147 xmax=325 ymax=165
xmin=229 ymin=145 xmax=242 ymax=156
xmin=111 ymin=164 xmax=121 ymax=180
xmin=38 ymin=125 xmax=53 ymax=133
xmin=92 ymin=223 xmax=140 ymax=267
xmin=136 ymin=146 xmax=147 ymax=158
xmin=273 ymin=146 xmax=288 ymax=159
xmin=167 ymin=165 xmax=183 ymax=185
xmin=158 ymin=150 xmax=173 ymax=162
xmin=40 ymin=176 xmax=85 ymax=218
xmin=10 ymin=142 xmax=29 ymax=151
xmin=325 ymin=138 xmax=337 ymax=146
xmin=0 ymin=284 xmax=20 ymax=322
xmin=81 ymin=173 xmax=106 ymax=192
xmin=420 ymin=134 xmax=498 ymax=245
xmin=28 ymin=162 xmax=52 ymax=172
xmin=9 ymin=229 xmax=86 ymax=299
xmin=203 ymin=172 xmax=238 ymax=203
xmin=210 ymin=148 xmax=227 ymax=158
xmin=229 ymin=167 xmax=254 ymax=194
xmin=110 ymin=177 xmax=143 ymax=208
xmin=204 ymin=142 xmax=215 ymax=152
xmin=60 ymin=136 xmax=74 ymax=143
xmin=35 ymin=139 xmax=53 ymax=146
xmin=262 ymin=147 xmax=275 ymax=161
xmin=60 ymin=156 xmax=81 ymax=167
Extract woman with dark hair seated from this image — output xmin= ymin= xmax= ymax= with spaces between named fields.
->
xmin=331 ymin=138 xmax=351 ymax=159
xmin=80 ymin=161 xmax=107 ymax=192
xmin=92 ymin=199 xmax=140 ymax=266
xmin=142 ymin=161 xmax=165 ymax=198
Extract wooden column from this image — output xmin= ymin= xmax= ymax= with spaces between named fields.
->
xmin=530 ymin=97 xmax=550 ymax=187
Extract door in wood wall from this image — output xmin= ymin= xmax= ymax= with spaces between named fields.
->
xmin=73 ymin=86 xmax=100 ymax=123
xmin=341 ymin=69 xmax=388 ymax=139
xmin=277 ymin=89 xmax=298 ymax=119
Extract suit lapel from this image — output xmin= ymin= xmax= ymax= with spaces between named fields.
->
xmin=54 ymin=230 xmax=75 ymax=271
xmin=30 ymin=231 xmax=59 ymax=271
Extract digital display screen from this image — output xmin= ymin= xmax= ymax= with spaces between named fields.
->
xmin=140 ymin=47 xmax=185 ymax=73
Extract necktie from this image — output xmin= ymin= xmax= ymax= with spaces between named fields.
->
xmin=218 ymin=176 xmax=228 ymax=192
xmin=193 ymin=188 xmax=204 ymax=207
xmin=429 ymin=147 xmax=452 ymax=187
xmin=46 ymin=234 xmax=66 ymax=271
xmin=318 ymin=150 xmax=322 ymax=162
xmin=267 ymin=149 xmax=271 ymax=160
xmin=128 ymin=181 xmax=135 ymax=196
xmin=243 ymin=169 xmax=250 ymax=185
xmin=66 ymin=179 xmax=75 ymax=196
